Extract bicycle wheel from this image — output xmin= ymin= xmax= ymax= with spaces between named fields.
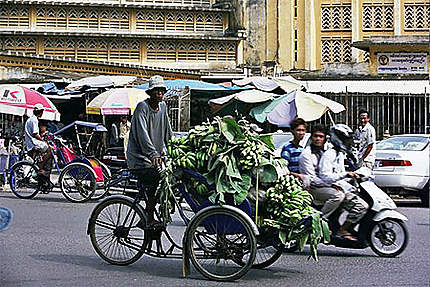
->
xmin=59 ymin=163 xmax=96 ymax=203
xmin=9 ymin=161 xmax=40 ymax=199
xmin=177 ymin=195 xmax=195 ymax=224
xmin=185 ymin=206 xmax=257 ymax=281
xmin=248 ymin=241 xmax=283 ymax=269
xmin=88 ymin=197 xmax=146 ymax=265
xmin=91 ymin=162 xmax=111 ymax=200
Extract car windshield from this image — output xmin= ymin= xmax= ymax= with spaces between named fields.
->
xmin=377 ymin=136 xmax=429 ymax=151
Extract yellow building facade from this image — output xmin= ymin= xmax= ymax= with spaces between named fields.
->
xmin=0 ymin=0 xmax=242 ymax=73
xmin=243 ymin=0 xmax=429 ymax=74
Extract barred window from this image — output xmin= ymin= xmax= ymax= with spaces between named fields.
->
xmin=99 ymin=8 xmax=130 ymax=30
xmin=109 ymin=39 xmax=140 ymax=62
xmin=68 ymin=7 xmax=98 ymax=29
xmin=321 ymin=38 xmax=352 ymax=63
xmin=43 ymin=37 xmax=140 ymax=62
xmin=0 ymin=5 xmax=30 ymax=28
xmin=136 ymin=10 xmax=164 ymax=31
xmin=146 ymin=40 xmax=236 ymax=62
xmin=321 ymin=4 xmax=352 ymax=31
xmin=36 ymin=6 xmax=67 ymax=29
xmin=404 ymin=1 xmax=429 ymax=30
xmin=136 ymin=10 xmax=224 ymax=32
xmin=362 ymin=1 xmax=394 ymax=31
xmin=1 ymin=36 xmax=36 ymax=54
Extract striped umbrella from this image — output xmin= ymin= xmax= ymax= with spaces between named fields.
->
xmin=0 ymin=85 xmax=61 ymax=121
xmin=86 ymin=88 xmax=149 ymax=115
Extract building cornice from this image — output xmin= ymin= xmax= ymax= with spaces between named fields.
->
xmin=353 ymin=35 xmax=430 ymax=52
xmin=0 ymin=0 xmax=233 ymax=12
xmin=0 ymin=30 xmax=243 ymax=41
xmin=0 ymin=50 xmax=208 ymax=78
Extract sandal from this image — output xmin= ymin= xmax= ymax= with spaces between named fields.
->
xmin=337 ymin=232 xmax=357 ymax=241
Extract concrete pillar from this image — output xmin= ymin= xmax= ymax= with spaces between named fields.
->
xmin=277 ymin=0 xmax=294 ymax=71
xmin=393 ymin=0 xmax=402 ymax=35
xmin=352 ymin=0 xmax=362 ymax=62
xmin=304 ymin=0 xmax=318 ymax=70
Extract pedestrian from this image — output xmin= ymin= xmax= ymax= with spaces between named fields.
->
xmin=319 ymin=124 xmax=369 ymax=241
xmin=354 ymin=109 xmax=376 ymax=169
xmin=299 ymin=125 xmax=344 ymax=219
xmin=126 ymin=75 xmax=173 ymax=226
xmin=24 ymin=104 xmax=53 ymax=191
xmin=281 ymin=118 xmax=306 ymax=177
xmin=119 ymin=115 xmax=131 ymax=156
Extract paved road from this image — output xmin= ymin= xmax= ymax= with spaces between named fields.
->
xmin=0 ymin=191 xmax=429 ymax=287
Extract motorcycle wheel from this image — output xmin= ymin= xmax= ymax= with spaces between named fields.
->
xmin=369 ymin=219 xmax=408 ymax=257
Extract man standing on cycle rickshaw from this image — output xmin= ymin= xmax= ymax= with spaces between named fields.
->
xmin=127 ymin=75 xmax=173 ymax=226
xmin=24 ymin=103 xmax=53 ymax=192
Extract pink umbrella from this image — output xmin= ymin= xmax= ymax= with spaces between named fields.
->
xmin=0 ymin=85 xmax=61 ymax=121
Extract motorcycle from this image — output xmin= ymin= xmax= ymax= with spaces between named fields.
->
xmin=321 ymin=166 xmax=409 ymax=257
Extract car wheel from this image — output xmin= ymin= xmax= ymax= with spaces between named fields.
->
xmin=420 ymin=183 xmax=429 ymax=207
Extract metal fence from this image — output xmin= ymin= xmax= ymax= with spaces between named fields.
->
xmin=165 ymin=91 xmax=191 ymax=132
xmin=312 ymin=92 xmax=430 ymax=139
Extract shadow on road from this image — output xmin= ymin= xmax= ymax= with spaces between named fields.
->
xmin=0 ymin=192 xmax=87 ymax=204
xmin=29 ymin=253 xmax=301 ymax=282
xmin=284 ymin=249 xmax=375 ymax=258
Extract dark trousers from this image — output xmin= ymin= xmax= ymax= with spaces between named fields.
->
xmin=131 ymin=168 xmax=161 ymax=222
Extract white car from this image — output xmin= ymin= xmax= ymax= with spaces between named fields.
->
xmin=373 ymin=134 xmax=430 ymax=206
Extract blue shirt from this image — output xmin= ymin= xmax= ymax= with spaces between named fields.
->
xmin=281 ymin=141 xmax=304 ymax=173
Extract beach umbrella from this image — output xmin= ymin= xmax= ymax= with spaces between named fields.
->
xmin=249 ymin=90 xmax=345 ymax=126
xmin=67 ymin=75 xmax=137 ymax=90
xmin=86 ymin=88 xmax=149 ymax=115
xmin=0 ymin=85 xmax=61 ymax=121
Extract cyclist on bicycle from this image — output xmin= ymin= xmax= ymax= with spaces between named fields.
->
xmin=24 ymin=104 xmax=53 ymax=191
xmin=126 ymin=75 xmax=173 ymax=226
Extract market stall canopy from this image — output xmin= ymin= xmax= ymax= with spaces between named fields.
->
xmin=86 ymin=88 xmax=149 ymax=115
xmin=232 ymin=76 xmax=303 ymax=93
xmin=250 ymin=90 xmax=345 ymax=126
xmin=67 ymin=76 xmax=137 ymax=90
xmin=0 ymin=85 xmax=61 ymax=121
xmin=54 ymin=121 xmax=107 ymax=135
xmin=208 ymin=90 xmax=277 ymax=105
xmin=208 ymin=89 xmax=278 ymax=116
xmin=135 ymin=79 xmax=242 ymax=91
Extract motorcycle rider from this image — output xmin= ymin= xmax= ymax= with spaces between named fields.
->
xmin=319 ymin=124 xmax=369 ymax=241
xmin=299 ymin=125 xmax=345 ymax=219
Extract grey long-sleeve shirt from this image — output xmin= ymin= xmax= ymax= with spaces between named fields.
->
xmin=318 ymin=148 xmax=349 ymax=185
xmin=299 ymin=145 xmax=330 ymax=189
xmin=126 ymin=100 xmax=173 ymax=169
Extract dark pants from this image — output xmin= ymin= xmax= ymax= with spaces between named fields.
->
xmin=131 ymin=168 xmax=161 ymax=222
xmin=28 ymin=148 xmax=53 ymax=189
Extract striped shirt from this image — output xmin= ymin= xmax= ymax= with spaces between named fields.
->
xmin=281 ymin=141 xmax=304 ymax=173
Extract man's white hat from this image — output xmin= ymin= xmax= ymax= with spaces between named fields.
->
xmin=34 ymin=103 xmax=45 ymax=111
xmin=147 ymin=75 xmax=167 ymax=92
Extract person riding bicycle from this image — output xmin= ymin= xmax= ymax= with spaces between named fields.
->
xmin=24 ymin=104 xmax=53 ymax=191
xmin=126 ymin=75 xmax=173 ymax=226
xmin=318 ymin=124 xmax=369 ymax=241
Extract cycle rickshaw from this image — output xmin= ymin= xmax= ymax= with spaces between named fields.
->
xmin=9 ymin=121 xmax=110 ymax=203
xmin=87 ymin=167 xmax=289 ymax=281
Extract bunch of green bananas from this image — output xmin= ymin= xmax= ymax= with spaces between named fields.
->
xmin=238 ymin=139 xmax=264 ymax=170
xmin=174 ymin=152 xmax=198 ymax=169
xmin=264 ymin=175 xmax=314 ymax=227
